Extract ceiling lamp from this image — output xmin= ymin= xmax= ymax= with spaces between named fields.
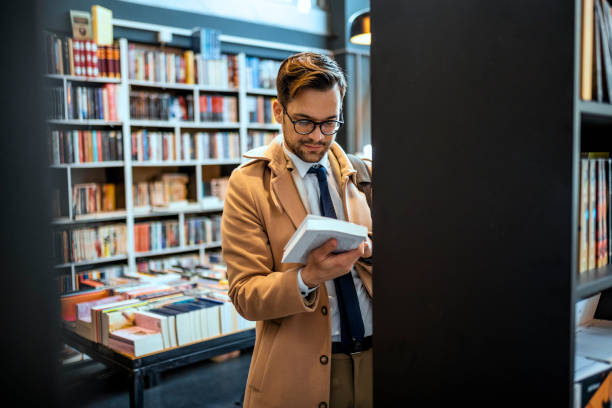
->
xmin=349 ymin=9 xmax=370 ymax=45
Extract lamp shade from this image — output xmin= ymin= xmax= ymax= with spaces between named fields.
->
xmin=349 ymin=9 xmax=370 ymax=45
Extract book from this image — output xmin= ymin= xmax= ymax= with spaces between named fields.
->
xmin=574 ymin=356 xmax=612 ymax=408
xmin=580 ymin=157 xmax=589 ymax=273
xmin=70 ymin=10 xmax=92 ymax=40
xmin=596 ymin=0 xmax=612 ymax=101
xmin=134 ymin=311 xmax=171 ymax=349
xmin=60 ymin=288 xmax=112 ymax=322
xmin=589 ymin=159 xmax=597 ymax=270
xmin=281 ymin=215 xmax=368 ymax=264
xmin=108 ymin=325 xmax=164 ymax=357
xmin=576 ymin=318 xmax=612 ymax=362
xmin=92 ymin=5 xmax=113 ymax=46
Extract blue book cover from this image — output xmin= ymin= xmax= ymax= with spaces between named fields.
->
xmin=91 ymin=130 xmax=98 ymax=162
xmin=143 ymin=129 xmax=149 ymax=161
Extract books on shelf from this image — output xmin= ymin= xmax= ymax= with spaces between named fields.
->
xmin=184 ymin=214 xmax=222 ymax=246
xmin=134 ymin=220 xmax=180 ymax=253
xmin=45 ymin=86 xmax=65 ymax=119
xmin=75 ymin=264 xmax=132 ymax=292
xmin=197 ymin=54 xmax=239 ymax=88
xmin=199 ymin=94 xmax=238 ymax=122
xmin=202 ymin=177 xmax=230 ymax=202
xmin=199 ymin=132 xmax=240 ymax=160
xmin=245 ymin=56 xmax=281 ymax=90
xmin=130 ymin=90 xmax=193 ymax=121
xmin=129 ymin=44 xmax=194 ymax=84
xmin=247 ymin=131 xmax=279 ymax=151
xmin=128 ymin=42 xmax=236 ymax=87
xmin=44 ymin=31 xmax=120 ymax=78
xmin=131 ymin=130 xmax=195 ymax=162
xmin=49 ymin=129 xmax=123 ymax=165
xmin=578 ymin=153 xmax=611 ymax=274
xmin=282 ymin=214 xmax=368 ymax=264
xmin=66 ymin=83 xmax=119 ymax=120
xmin=247 ymin=95 xmax=277 ymax=124
xmin=134 ymin=131 xmax=240 ymax=162
xmin=72 ymin=183 xmax=122 ymax=216
xmin=132 ymin=173 xmax=190 ymax=208
xmin=54 ymin=223 xmax=127 ymax=264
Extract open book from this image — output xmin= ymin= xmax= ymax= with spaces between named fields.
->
xmin=282 ymin=215 xmax=368 ymax=264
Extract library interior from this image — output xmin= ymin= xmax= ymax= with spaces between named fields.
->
xmin=2 ymin=0 xmax=612 ymax=407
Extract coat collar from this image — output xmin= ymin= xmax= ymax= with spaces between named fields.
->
xmin=243 ymin=137 xmax=358 ymax=229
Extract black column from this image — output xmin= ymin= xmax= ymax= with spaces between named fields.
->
xmin=371 ymin=1 xmax=574 ymax=406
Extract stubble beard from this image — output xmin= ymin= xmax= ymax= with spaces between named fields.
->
xmin=285 ymin=134 xmax=331 ymax=163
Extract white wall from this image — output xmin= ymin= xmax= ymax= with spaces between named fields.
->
xmin=118 ymin=0 xmax=330 ymax=35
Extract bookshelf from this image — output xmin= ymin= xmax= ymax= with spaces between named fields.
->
xmin=48 ymin=31 xmax=285 ymax=293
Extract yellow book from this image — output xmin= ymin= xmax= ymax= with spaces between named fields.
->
xmin=184 ymin=50 xmax=195 ymax=84
xmin=92 ymin=5 xmax=113 ymax=45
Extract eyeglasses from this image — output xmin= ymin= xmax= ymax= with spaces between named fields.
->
xmin=282 ymin=105 xmax=344 ymax=136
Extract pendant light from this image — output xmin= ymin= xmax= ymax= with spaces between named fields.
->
xmin=349 ymin=9 xmax=370 ymax=45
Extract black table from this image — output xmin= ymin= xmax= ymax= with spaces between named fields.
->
xmin=62 ymin=327 xmax=256 ymax=408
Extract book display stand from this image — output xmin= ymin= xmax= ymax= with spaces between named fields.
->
xmin=62 ymin=326 xmax=255 ymax=408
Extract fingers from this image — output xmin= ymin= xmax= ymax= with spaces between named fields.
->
xmin=312 ymin=238 xmax=338 ymax=258
xmin=331 ymin=243 xmax=364 ymax=266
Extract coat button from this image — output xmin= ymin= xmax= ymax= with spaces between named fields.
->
xmin=321 ymin=306 xmax=328 ymax=315
xmin=320 ymin=355 xmax=328 ymax=365
xmin=319 ymin=403 xmax=328 ymax=408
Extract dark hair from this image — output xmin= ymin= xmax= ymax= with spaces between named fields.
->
xmin=276 ymin=52 xmax=347 ymax=106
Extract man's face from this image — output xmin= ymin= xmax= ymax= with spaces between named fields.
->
xmin=274 ymin=85 xmax=342 ymax=163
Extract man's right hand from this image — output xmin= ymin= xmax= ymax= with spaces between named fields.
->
xmin=301 ymin=238 xmax=365 ymax=288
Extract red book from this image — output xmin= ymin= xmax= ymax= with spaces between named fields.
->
xmin=106 ymin=84 xmax=116 ymax=121
xmin=213 ymin=96 xmax=223 ymax=121
xmin=97 ymin=130 xmax=103 ymax=162
xmin=92 ymin=42 xmax=99 ymax=77
xmin=84 ymin=40 xmax=93 ymax=77
xmin=132 ymin=131 xmax=137 ymax=161
xmin=105 ymin=45 xmax=113 ymax=78
xmin=98 ymin=45 xmax=106 ymax=77
xmin=73 ymin=40 xmax=82 ymax=76
xmin=113 ymin=44 xmax=120 ymax=79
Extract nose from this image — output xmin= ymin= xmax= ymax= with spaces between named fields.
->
xmin=309 ymin=125 xmax=325 ymax=141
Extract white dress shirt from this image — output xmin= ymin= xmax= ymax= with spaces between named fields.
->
xmin=283 ymin=143 xmax=373 ymax=342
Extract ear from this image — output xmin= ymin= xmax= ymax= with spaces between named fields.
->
xmin=272 ymin=99 xmax=284 ymax=125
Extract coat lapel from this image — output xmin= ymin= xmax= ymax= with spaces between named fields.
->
xmin=271 ymin=170 xmax=307 ymax=230
xmin=244 ymin=137 xmax=308 ymax=230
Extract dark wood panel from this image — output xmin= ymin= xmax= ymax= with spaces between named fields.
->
xmin=371 ymin=1 xmax=574 ymax=405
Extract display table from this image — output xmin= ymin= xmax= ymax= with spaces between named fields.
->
xmin=61 ymin=327 xmax=256 ymax=408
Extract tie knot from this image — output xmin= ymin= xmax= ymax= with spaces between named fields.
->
xmin=307 ymin=164 xmax=327 ymax=180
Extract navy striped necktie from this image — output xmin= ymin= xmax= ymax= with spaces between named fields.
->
xmin=307 ymin=164 xmax=364 ymax=349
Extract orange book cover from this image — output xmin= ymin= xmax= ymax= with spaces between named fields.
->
xmin=97 ymin=131 xmax=103 ymax=162
xmin=113 ymin=44 xmax=120 ymax=79
xmin=60 ymin=288 xmax=112 ymax=322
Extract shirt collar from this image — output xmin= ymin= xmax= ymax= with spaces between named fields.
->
xmin=283 ymin=142 xmax=330 ymax=179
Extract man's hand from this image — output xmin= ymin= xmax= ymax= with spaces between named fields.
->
xmin=301 ymin=239 xmax=365 ymax=288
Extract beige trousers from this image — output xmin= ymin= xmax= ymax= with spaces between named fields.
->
xmin=330 ymin=348 xmax=373 ymax=408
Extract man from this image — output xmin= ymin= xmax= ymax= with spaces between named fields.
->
xmin=222 ymin=52 xmax=373 ymax=408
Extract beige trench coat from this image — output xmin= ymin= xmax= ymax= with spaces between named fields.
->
xmin=221 ymin=137 xmax=373 ymax=408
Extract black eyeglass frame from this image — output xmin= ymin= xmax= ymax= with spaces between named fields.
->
xmin=281 ymin=104 xmax=344 ymax=136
